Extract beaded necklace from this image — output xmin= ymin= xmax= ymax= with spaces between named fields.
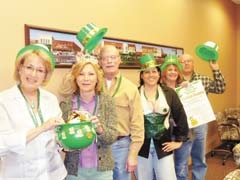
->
xmin=143 ymin=89 xmax=159 ymax=100
xmin=18 ymin=84 xmax=44 ymax=127
xmin=111 ymin=75 xmax=122 ymax=97
xmin=102 ymin=75 xmax=122 ymax=98
xmin=143 ymin=88 xmax=159 ymax=113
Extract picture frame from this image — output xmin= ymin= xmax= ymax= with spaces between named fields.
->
xmin=24 ymin=24 xmax=184 ymax=69
xmin=25 ymin=24 xmax=80 ymax=68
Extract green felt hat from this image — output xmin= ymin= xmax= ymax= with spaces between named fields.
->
xmin=16 ymin=44 xmax=56 ymax=70
xmin=195 ymin=41 xmax=219 ymax=61
xmin=139 ymin=54 xmax=160 ymax=71
xmin=161 ymin=54 xmax=183 ymax=71
xmin=77 ymin=23 xmax=107 ymax=53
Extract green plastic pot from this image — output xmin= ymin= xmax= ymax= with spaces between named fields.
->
xmin=56 ymin=121 xmax=96 ymax=150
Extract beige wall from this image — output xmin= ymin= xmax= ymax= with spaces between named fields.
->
xmin=237 ymin=5 xmax=240 ymax=106
xmin=0 ymin=0 xmax=239 ymax=152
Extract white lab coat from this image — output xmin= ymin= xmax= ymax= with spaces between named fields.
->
xmin=0 ymin=85 xmax=67 ymax=180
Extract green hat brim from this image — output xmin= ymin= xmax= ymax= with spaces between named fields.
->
xmin=139 ymin=64 xmax=161 ymax=72
xmin=16 ymin=44 xmax=56 ymax=69
xmin=195 ymin=45 xmax=219 ymax=61
xmin=160 ymin=61 xmax=183 ymax=72
xmin=80 ymin=28 xmax=107 ymax=53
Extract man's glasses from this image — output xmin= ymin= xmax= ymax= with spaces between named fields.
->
xmin=100 ymin=55 xmax=119 ymax=62
xmin=180 ymin=59 xmax=193 ymax=64
xmin=22 ymin=65 xmax=46 ymax=75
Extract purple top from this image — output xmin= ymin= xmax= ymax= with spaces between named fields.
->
xmin=72 ymin=95 xmax=98 ymax=168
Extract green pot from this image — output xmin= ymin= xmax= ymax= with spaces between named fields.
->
xmin=56 ymin=121 xmax=96 ymax=150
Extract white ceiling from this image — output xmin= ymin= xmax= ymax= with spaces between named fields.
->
xmin=232 ymin=0 xmax=240 ymax=4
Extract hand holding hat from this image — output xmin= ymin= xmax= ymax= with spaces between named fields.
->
xmin=195 ymin=41 xmax=219 ymax=61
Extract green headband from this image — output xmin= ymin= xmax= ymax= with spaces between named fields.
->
xmin=16 ymin=44 xmax=56 ymax=69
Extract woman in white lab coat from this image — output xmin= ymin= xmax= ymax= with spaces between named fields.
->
xmin=0 ymin=44 xmax=67 ymax=180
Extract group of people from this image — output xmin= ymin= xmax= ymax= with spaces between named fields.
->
xmin=161 ymin=53 xmax=226 ymax=180
xmin=0 ymin=43 xmax=225 ymax=180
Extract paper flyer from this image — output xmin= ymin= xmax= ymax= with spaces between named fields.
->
xmin=175 ymin=80 xmax=216 ymax=128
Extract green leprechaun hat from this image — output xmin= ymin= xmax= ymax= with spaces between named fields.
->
xmin=77 ymin=23 xmax=107 ymax=53
xmin=195 ymin=41 xmax=219 ymax=61
xmin=16 ymin=44 xmax=56 ymax=70
xmin=160 ymin=54 xmax=183 ymax=72
xmin=139 ymin=54 xmax=161 ymax=71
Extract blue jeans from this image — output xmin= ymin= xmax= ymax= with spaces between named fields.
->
xmin=135 ymin=140 xmax=177 ymax=180
xmin=112 ymin=136 xmax=131 ymax=180
xmin=66 ymin=167 xmax=113 ymax=180
xmin=174 ymin=124 xmax=208 ymax=180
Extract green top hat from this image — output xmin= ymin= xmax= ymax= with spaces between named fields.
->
xmin=195 ymin=41 xmax=219 ymax=61
xmin=139 ymin=54 xmax=160 ymax=71
xmin=16 ymin=44 xmax=56 ymax=70
xmin=160 ymin=54 xmax=183 ymax=71
xmin=77 ymin=23 xmax=107 ymax=53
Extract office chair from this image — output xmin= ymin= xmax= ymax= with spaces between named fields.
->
xmin=211 ymin=108 xmax=240 ymax=165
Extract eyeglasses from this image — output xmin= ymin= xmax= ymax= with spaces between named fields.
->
xmin=22 ymin=65 xmax=46 ymax=75
xmin=180 ymin=59 xmax=193 ymax=64
xmin=100 ymin=55 xmax=119 ymax=62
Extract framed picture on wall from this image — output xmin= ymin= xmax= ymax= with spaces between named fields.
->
xmin=25 ymin=24 xmax=81 ymax=68
xmin=24 ymin=24 xmax=184 ymax=69
xmin=101 ymin=37 xmax=184 ymax=69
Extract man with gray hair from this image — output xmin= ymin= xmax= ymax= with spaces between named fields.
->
xmin=174 ymin=53 xmax=226 ymax=180
xmin=98 ymin=45 xmax=144 ymax=180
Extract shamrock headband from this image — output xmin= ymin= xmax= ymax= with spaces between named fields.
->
xmin=16 ymin=44 xmax=56 ymax=70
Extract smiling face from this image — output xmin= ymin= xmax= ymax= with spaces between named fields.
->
xmin=76 ymin=63 xmax=98 ymax=94
xmin=179 ymin=54 xmax=194 ymax=75
xmin=98 ymin=45 xmax=121 ymax=79
xmin=18 ymin=53 xmax=47 ymax=91
xmin=141 ymin=67 xmax=160 ymax=87
xmin=162 ymin=64 xmax=180 ymax=82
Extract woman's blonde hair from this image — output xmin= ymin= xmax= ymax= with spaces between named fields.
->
xmin=59 ymin=61 xmax=103 ymax=97
xmin=14 ymin=49 xmax=54 ymax=85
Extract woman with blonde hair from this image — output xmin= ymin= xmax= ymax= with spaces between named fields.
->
xmin=0 ymin=44 xmax=67 ymax=179
xmin=59 ymin=54 xmax=117 ymax=180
